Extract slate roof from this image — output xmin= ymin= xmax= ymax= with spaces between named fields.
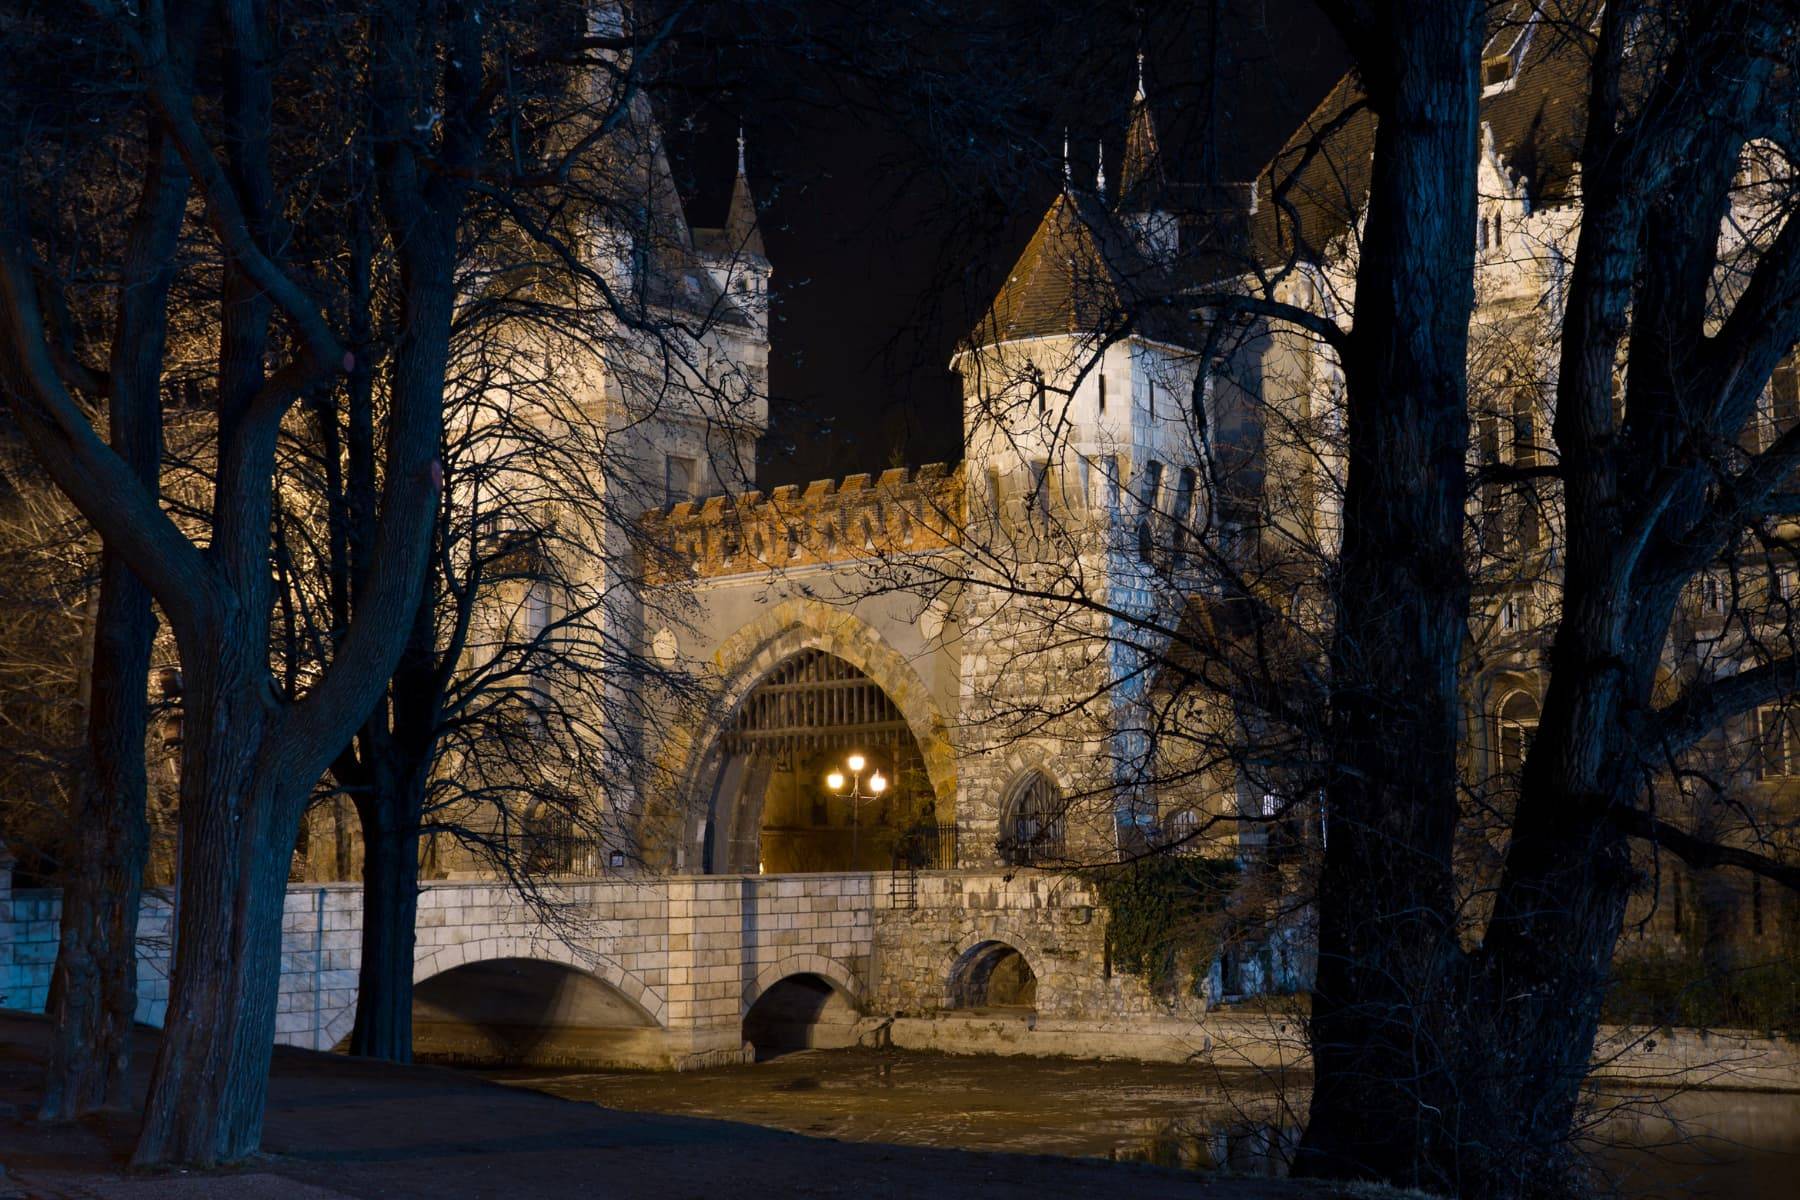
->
xmin=966 ymin=187 xmax=1199 ymax=350
xmin=1119 ymin=84 xmax=1170 ymax=213
xmin=1249 ymin=1 xmax=1591 ymax=268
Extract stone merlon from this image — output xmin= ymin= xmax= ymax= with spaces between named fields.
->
xmin=640 ymin=463 xmax=966 ymax=580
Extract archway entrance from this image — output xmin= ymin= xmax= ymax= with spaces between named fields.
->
xmin=410 ymin=958 xmax=657 ymax=1066
xmin=742 ymin=973 xmax=859 ymax=1059
xmin=703 ymin=649 xmax=938 ymax=873
xmin=948 ymin=940 xmax=1038 ymax=1012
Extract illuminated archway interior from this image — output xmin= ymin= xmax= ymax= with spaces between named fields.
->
xmin=703 ymin=649 xmax=937 ymax=873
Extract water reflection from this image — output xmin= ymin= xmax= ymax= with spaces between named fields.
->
xmin=1117 ymin=1117 xmax=1298 ymax=1176
xmin=489 ymin=1048 xmax=1796 ymax=1199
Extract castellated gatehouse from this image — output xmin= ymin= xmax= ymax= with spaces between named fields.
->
xmin=2 ymin=67 xmax=1311 ymax=1072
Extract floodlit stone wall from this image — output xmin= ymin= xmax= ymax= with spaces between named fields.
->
xmin=868 ymin=869 xmax=1176 ymax=1022
xmin=641 ymin=464 xmax=965 ymax=581
xmin=0 ymin=861 xmax=1173 ymax=1065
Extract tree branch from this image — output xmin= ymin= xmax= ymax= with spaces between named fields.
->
xmin=1646 ymin=655 xmax=1800 ymax=758
xmin=1616 ymin=805 xmax=1800 ymax=892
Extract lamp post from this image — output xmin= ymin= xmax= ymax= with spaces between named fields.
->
xmin=824 ymin=752 xmax=887 ymax=871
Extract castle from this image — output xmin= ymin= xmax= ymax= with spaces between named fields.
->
xmin=621 ymin=7 xmax=1795 ymax=1011
xmin=6 ymin=6 xmax=1791 ymax=1066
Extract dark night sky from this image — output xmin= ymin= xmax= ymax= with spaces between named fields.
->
xmin=669 ymin=2 xmax=1347 ymax=489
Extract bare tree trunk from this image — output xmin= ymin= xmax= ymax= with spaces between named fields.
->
xmin=40 ymin=115 xmax=187 ymax=1121
xmin=345 ymin=586 xmax=439 ymax=1062
xmin=348 ymin=793 xmax=420 ymax=1061
xmin=130 ymin=664 xmax=292 ymax=1166
xmin=1294 ymin=0 xmax=1480 ymax=1190
xmin=39 ymin=551 xmax=155 ymax=1118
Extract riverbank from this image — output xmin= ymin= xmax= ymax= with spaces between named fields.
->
xmin=491 ymin=1046 xmax=1800 ymax=1200
xmin=842 ymin=1008 xmax=1800 ymax=1093
xmin=0 ymin=1013 xmax=1436 ymax=1199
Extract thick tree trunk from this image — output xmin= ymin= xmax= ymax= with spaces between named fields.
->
xmin=1294 ymin=0 xmax=1480 ymax=1191
xmin=130 ymin=669 xmax=293 ymax=1168
xmin=39 ymin=551 xmax=154 ymax=1118
xmin=348 ymin=798 xmax=420 ymax=1062
xmin=1467 ymin=596 xmax=1682 ymax=1196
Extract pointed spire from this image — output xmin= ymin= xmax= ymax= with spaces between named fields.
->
xmin=1096 ymin=139 xmax=1107 ymax=198
xmin=1119 ymin=54 xmax=1167 ymax=212
xmin=725 ymin=125 xmax=765 ymax=259
xmin=1062 ymin=128 xmax=1072 ymax=187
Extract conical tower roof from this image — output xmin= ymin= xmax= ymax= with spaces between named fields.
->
xmin=1119 ymin=56 xmax=1169 ymax=212
xmin=967 ymin=185 xmax=1187 ymax=348
xmin=724 ymin=129 xmax=766 ymax=260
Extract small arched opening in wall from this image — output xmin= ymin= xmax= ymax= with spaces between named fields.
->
xmin=1494 ymin=686 xmax=1540 ymax=779
xmin=403 ymin=957 xmax=659 ymax=1068
xmin=997 ymin=768 xmax=1066 ymax=866
xmin=947 ymin=940 xmax=1039 ymax=1013
xmin=741 ymin=972 xmax=860 ymax=1060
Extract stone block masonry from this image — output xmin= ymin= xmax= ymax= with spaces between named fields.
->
xmin=641 ymin=463 xmax=965 ymax=581
xmin=0 ymin=859 xmax=1161 ymax=1068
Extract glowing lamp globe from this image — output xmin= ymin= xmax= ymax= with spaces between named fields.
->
xmin=869 ymin=772 xmax=888 ymax=794
xmin=826 ymin=771 xmax=845 ymax=791
xmin=846 ymin=753 xmax=866 ymax=773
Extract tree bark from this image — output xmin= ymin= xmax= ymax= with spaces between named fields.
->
xmin=130 ymin=663 xmax=292 ymax=1167
xmin=348 ymin=796 xmax=421 ymax=1061
xmin=343 ymin=585 xmax=440 ymax=1062
xmin=1294 ymin=0 xmax=1480 ymax=1191
xmin=39 ymin=551 xmax=155 ymax=1118
xmin=40 ymin=113 xmax=188 ymax=1121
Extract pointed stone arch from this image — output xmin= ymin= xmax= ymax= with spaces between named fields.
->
xmin=656 ymin=598 xmax=958 ymax=868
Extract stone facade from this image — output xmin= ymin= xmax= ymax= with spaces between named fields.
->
xmin=0 ymin=857 xmax=1182 ymax=1067
xmin=642 ymin=464 xmax=964 ymax=581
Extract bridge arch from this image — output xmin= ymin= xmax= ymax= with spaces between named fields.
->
xmin=944 ymin=926 xmax=1050 ymax=1013
xmin=663 ymin=599 xmax=957 ymax=872
xmin=317 ymin=937 xmax=668 ymax=1051
xmin=414 ymin=936 xmax=665 ymax=1024
xmin=742 ymin=952 xmax=866 ymax=1016
xmin=741 ymin=954 xmax=865 ymax=1060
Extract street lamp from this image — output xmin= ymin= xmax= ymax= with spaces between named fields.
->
xmin=824 ymin=752 xmax=886 ymax=870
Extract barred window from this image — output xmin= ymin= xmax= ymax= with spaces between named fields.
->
xmin=999 ymin=770 xmax=1064 ymax=866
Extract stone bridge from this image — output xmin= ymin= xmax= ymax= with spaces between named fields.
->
xmin=2 ymin=861 xmax=1196 ymax=1069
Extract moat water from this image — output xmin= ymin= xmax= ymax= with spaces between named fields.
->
xmin=490 ymin=1048 xmax=1800 ymax=1199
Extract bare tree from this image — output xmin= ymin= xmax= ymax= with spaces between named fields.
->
xmin=799 ymin=4 xmax=1800 ymax=1195
xmin=0 ymin=0 xmax=585 ymax=1165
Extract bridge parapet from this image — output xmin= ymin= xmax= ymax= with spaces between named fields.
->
xmin=0 ymin=866 xmax=1179 ymax=1069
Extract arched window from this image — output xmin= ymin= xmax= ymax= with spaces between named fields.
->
xmin=999 ymin=769 xmax=1065 ymax=866
xmin=1496 ymin=688 xmax=1539 ymax=776
xmin=1160 ymin=807 xmax=1200 ymax=852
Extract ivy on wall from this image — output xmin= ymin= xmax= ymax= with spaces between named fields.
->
xmin=1088 ymin=856 xmax=1240 ymax=995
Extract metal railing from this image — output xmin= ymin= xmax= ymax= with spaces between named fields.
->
xmin=520 ymin=833 xmax=617 ymax=878
xmin=891 ymin=823 xmax=959 ymax=871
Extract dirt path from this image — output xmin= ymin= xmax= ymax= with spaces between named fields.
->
xmin=0 ymin=1014 xmax=1431 ymax=1200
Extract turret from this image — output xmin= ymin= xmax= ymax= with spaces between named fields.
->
xmin=694 ymin=128 xmax=772 ymax=334
xmin=725 ymin=129 xmax=767 ymax=261
xmin=1116 ymin=55 xmax=1178 ymax=265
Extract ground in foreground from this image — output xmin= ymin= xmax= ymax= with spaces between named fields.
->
xmin=0 ymin=1013 xmax=1430 ymax=1199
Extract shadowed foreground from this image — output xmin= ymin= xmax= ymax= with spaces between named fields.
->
xmin=0 ymin=1014 xmax=1433 ymax=1199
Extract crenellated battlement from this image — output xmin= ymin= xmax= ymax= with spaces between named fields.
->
xmin=642 ymin=463 xmax=966 ymax=580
